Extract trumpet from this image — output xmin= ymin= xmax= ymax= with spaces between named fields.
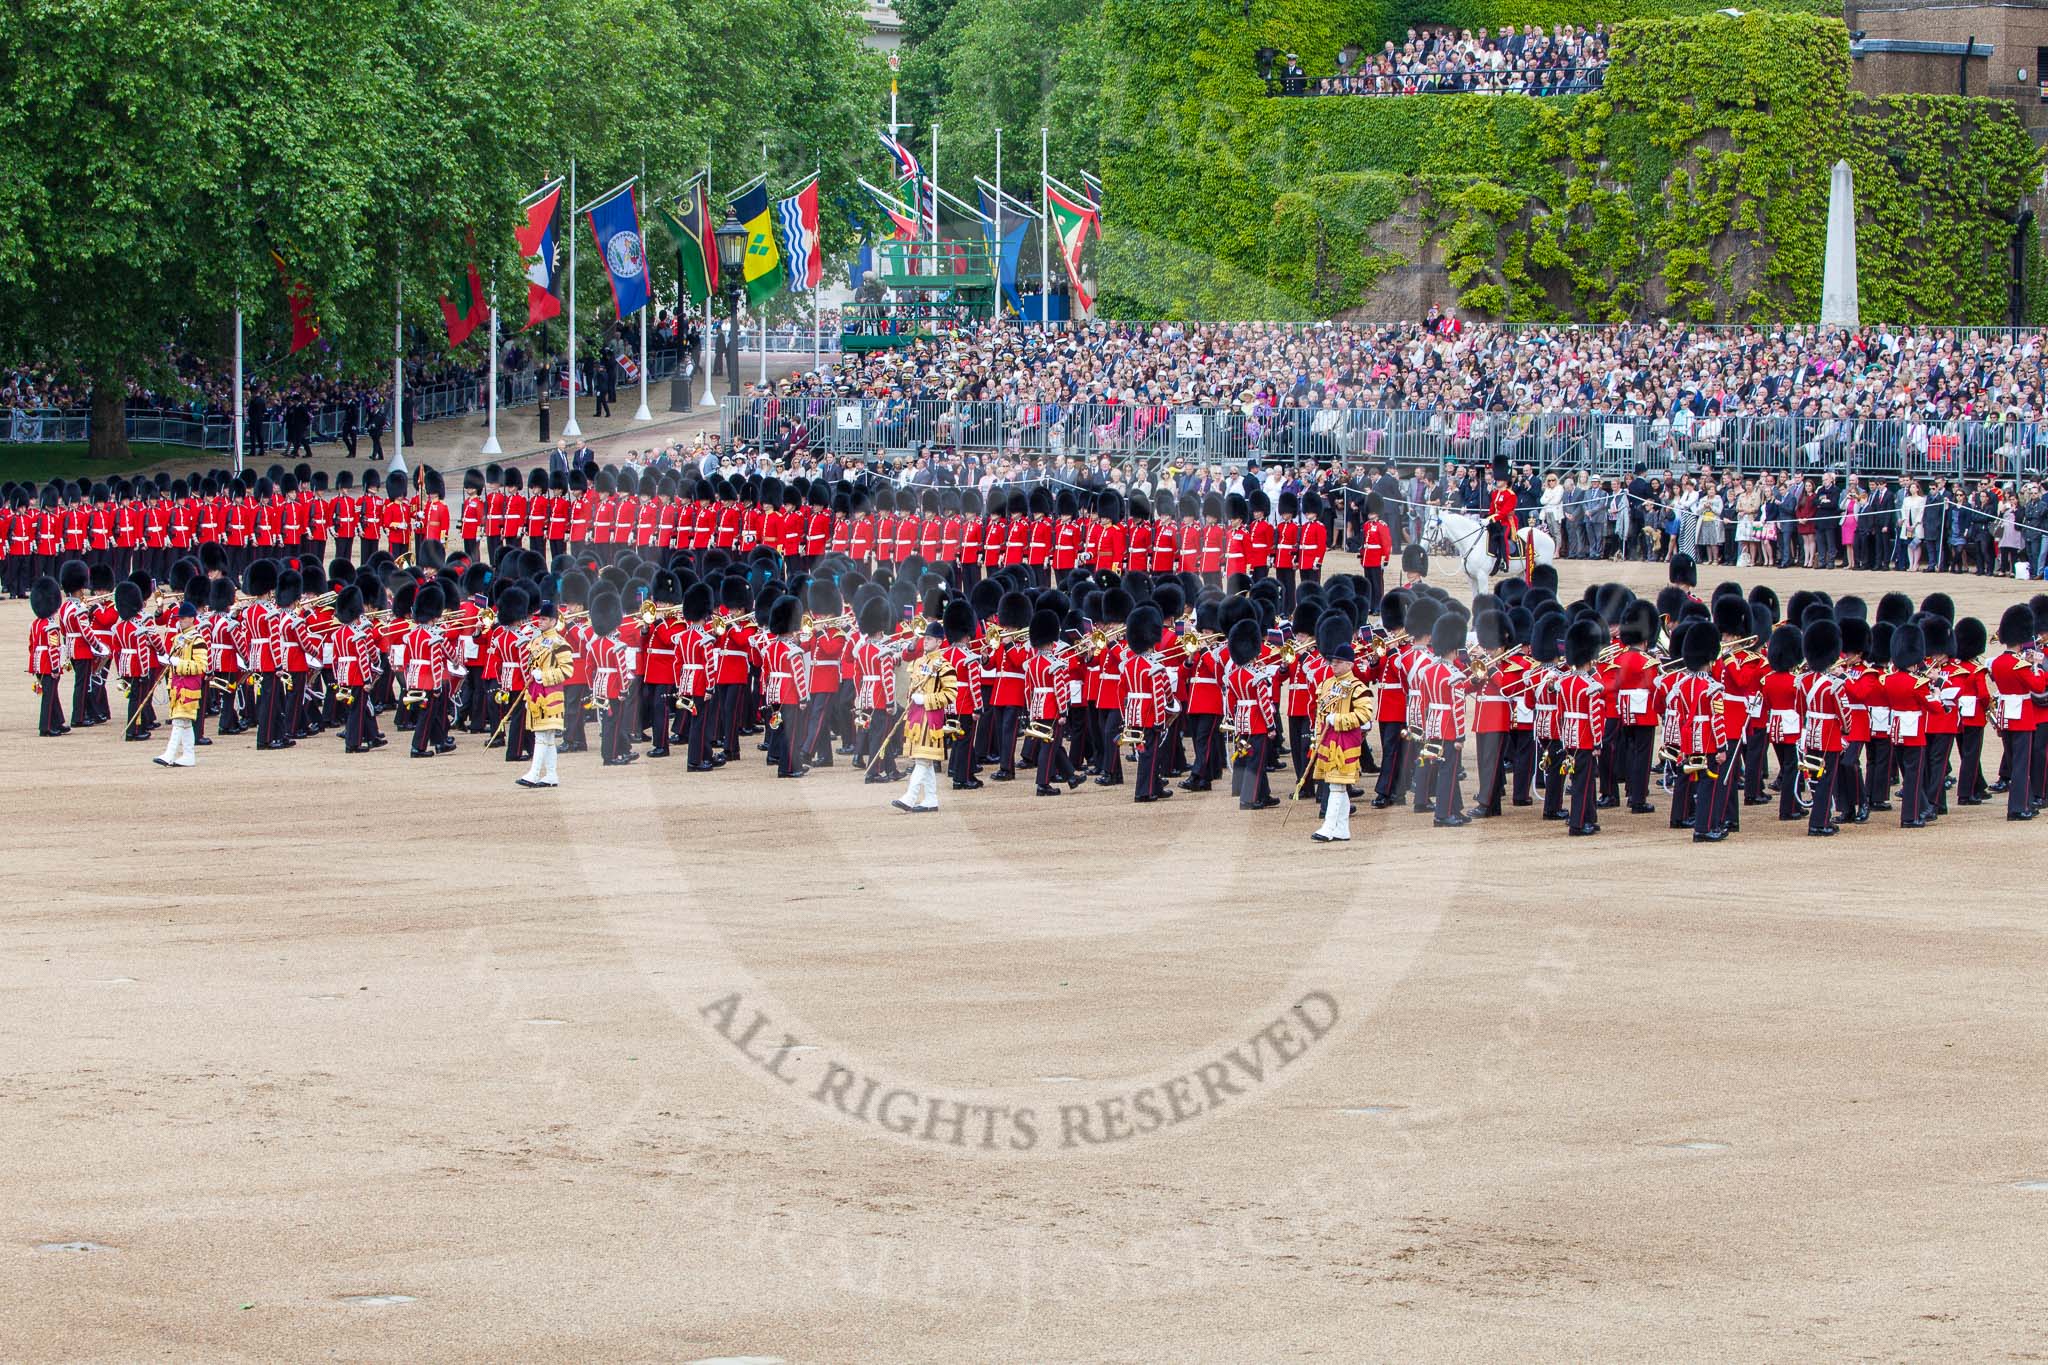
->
xmin=1418 ymin=738 xmax=1446 ymax=765
xmin=708 ymin=611 xmax=755 ymax=635
xmin=1022 ymin=718 xmax=1056 ymax=744
xmin=1370 ymin=630 xmax=1410 ymax=659
xmin=1178 ymin=630 xmax=1223 ymax=658
xmin=1465 ymin=644 xmax=1529 ymax=678
xmin=1117 ymin=724 xmax=1147 ymax=756
xmin=1275 ymin=632 xmax=1313 ymax=665
xmin=1681 ymin=753 xmax=1718 ymax=779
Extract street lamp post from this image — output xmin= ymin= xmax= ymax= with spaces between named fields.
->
xmin=714 ymin=212 xmax=749 ymax=420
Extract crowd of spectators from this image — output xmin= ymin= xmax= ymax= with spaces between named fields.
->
xmin=1277 ymin=24 xmax=1612 ymax=97
xmin=794 ymin=316 xmax=2048 ymax=467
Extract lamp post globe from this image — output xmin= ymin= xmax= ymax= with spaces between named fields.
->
xmin=714 ymin=213 xmax=749 ymax=401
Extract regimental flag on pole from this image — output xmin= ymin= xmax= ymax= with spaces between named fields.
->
xmin=729 ymin=181 xmax=784 ymax=306
xmin=1045 ymin=180 xmax=1100 ymax=312
xmin=586 ymin=182 xmax=649 ymax=319
xmin=270 ymin=249 xmax=319 ymax=354
xmin=775 ymin=178 xmax=823 ymax=294
xmin=658 ymin=177 xmax=719 ymax=308
xmin=879 ymin=131 xmax=922 ymax=183
xmin=858 ymin=178 xmax=919 ymax=242
xmin=516 ymin=180 xmax=564 ymax=328
xmin=438 ymin=260 xmax=490 ymax=347
xmin=979 ymin=190 xmax=1031 ymax=315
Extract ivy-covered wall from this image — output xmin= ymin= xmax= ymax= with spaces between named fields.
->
xmin=1097 ymin=3 xmax=2043 ymax=323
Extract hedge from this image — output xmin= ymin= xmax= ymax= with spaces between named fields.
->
xmin=1097 ymin=3 xmax=2043 ymax=323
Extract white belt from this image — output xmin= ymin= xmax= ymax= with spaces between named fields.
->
xmin=1730 ymin=695 xmax=1758 ymax=711
xmin=1563 ymin=711 xmax=1590 ymax=721
xmin=1428 ymin=703 xmax=1451 ymax=715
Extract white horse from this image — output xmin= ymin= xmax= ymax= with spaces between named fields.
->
xmin=1419 ymin=505 xmax=1556 ymax=601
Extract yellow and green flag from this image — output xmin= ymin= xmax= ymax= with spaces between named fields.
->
xmin=729 ymin=182 xmax=784 ymax=307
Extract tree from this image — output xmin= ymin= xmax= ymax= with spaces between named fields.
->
xmin=0 ymin=0 xmax=878 ymax=458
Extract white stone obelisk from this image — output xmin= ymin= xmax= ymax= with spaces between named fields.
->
xmin=1821 ymin=158 xmax=1859 ymax=327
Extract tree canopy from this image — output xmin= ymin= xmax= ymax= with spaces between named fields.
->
xmin=0 ymin=0 xmax=880 ymax=451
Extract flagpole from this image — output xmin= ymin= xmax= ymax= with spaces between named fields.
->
xmin=994 ymin=127 xmax=1003 ymax=301
xmin=392 ymin=274 xmax=406 ymax=473
xmin=563 ymin=157 xmax=582 ymax=439
xmin=701 ymin=156 xmax=717 ymax=408
xmin=232 ymin=296 xmax=244 ymax=475
xmin=1040 ymin=126 xmax=1050 ymax=328
xmin=481 ymin=270 xmax=503 ymax=456
xmin=634 ymin=158 xmax=652 ymax=423
xmin=930 ymin=122 xmax=940 ymax=270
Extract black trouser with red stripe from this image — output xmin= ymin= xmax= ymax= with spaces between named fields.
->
xmin=1956 ymin=726 xmax=1987 ymax=802
xmin=1543 ymin=740 xmax=1568 ymax=819
xmin=1773 ymin=741 xmax=1801 ymax=819
xmin=644 ymin=684 xmax=675 ymax=754
xmin=2008 ymin=728 xmax=2037 ymax=815
xmin=1133 ymin=725 xmax=1165 ymax=799
xmin=1233 ymin=733 xmax=1272 ymax=807
xmin=1807 ymin=751 xmax=1839 ymax=832
xmin=37 ymin=673 xmax=65 ymax=734
xmin=1924 ymin=732 xmax=1953 ymax=814
xmin=1866 ymin=736 xmax=1894 ymax=808
xmin=948 ymin=714 xmax=979 ymax=785
xmin=1506 ymin=729 xmax=1536 ymax=805
xmin=1431 ymin=739 xmax=1465 ymax=820
xmin=1837 ymin=739 xmax=1865 ymax=819
xmin=1474 ymin=729 xmax=1507 ymax=815
xmin=1037 ymin=717 xmax=1077 ymax=787
xmin=1184 ymin=713 xmax=1219 ymax=785
xmin=1897 ymin=744 xmax=1927 ymax=824
xmin=410 ymin=687 xmax=448 ymax=755
xmin=1374 ymin=721 xmax=1408 ymax=803
xmin=124 ymin=669 xmax=159 ymax=735
xmin=1566 ymin=745 xmax=1597 ymax=832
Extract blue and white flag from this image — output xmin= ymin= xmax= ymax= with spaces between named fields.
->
xmin=586 ymin=185 xmax=649 ymax=319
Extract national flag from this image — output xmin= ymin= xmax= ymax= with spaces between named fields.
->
xmin=879 ymin=131 xmax=921 ymax=183
xmin=617 ymin=353 xmax=641 ymax=382
xmin=586 ymin=184 xmax=650 ymax=319
xmin=657 ymin=178 xmax=719 ymax=307
xmin=861 ymin=179 xmax=919 ymax=242
xmin=270 ymin=249 xmax=319 ymax=354
xmin=438 ymin=260 xmax=490 ymax=348
xmin=516 ymin=181 xmax=564 ymax=328
xmin=1045 ymin=181 xmax=1100 ymax=312
xmin=980 ymin=191 xmax=1031 ymax=315
xmin=774 ymin=179 xmax=823 ymax=294
xmin=730 ymin=181 xmax=784 ymax=306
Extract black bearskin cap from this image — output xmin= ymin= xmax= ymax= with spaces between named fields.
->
xmin=1315 ymin=612 xmax=1354 ymax=661
xmin=1889 ymin=621 xmax=1925 ymax=672
xmin=1565 ymin=618 xmax=1604 ymax=669
xmin=588 ymin=589 xmax=624 ymax=638
xmin=1765 ymin=624 xmax=1802 ymax=673
xmin=1226 ymin=618 xmax=1261 ymax=665
xmin=1954 ymin=616 xmax=1987 ymax=661
xmin=1803 ymin=619 xmax=1841 ymax=674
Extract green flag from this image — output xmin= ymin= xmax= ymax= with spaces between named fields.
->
xmin=658 ymin=179 xmax=719 ymax=307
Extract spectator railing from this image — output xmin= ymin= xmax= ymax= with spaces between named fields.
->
xmin=1280 ymin=63 xmax=1610 ymax=97
xmin=719 ymin=395 xmax=2048 ymax=484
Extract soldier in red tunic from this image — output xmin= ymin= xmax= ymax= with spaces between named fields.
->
xmin=1668 ymin=622 xmax=1732 ymax=841
xmin=1223 ymin=618 xmax=1277 ymax=810
xmin=1556 ymin=619 xmax=1608 ymax=836
xmin=29 ymin=575 xmax=66 ymax=735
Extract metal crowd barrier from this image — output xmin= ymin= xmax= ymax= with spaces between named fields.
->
xmin=718 ymin=396 xmax=2048 ymax=484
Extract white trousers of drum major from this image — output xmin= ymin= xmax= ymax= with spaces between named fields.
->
xmin=898 ymin=759 xmax=940 ymax=811
xmin=155 ymin=718 xmax=196 ymax=768
xmin=523 ymin=731 xmax=560 ymax=786
xmin=1315 ymin=786 xmax=1351 ymax=842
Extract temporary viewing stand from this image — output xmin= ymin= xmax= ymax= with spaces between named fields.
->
xmin=842 ymin=238 xmax=998 ymax=351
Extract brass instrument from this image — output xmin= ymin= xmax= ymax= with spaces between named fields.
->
xmin=1275 ymin=632 xmax=1313 ymax=666
xmin=1022 ymin=718 xmax=1056 ymax=744
xmin=707 ymin=611 xmax=755 ymax=635
xmin=1418 ymin=738 xmax=1446 ymax=765
xmin=1370 ymin=630 xmax=1410 ymax=659
xmin=1179 ymin=630 xmax=1223 ymax=659
xmin=1681 ymin=753 xmax=1718 ymax=779
xmin=1556 ymin=750 xmax=1576 ymax=777
xmin=1117 ymin=723 xmax=1147 ymax=756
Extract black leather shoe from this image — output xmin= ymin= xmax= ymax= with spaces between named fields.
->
xmin=1627 ymin=803 xmax=1656 ymax=814
xmin=1434 ymin=814 xmax=1470 ymax=828
xmin=1036 ymin=785 xmax=1062 ymax=796
xmin=1807 ymin=826 xmax=1837 ymax=836
xmin=1693 ymin=829 xmax=1728 ymax=842
xmin=1370 ymin=796 xmax=1394 ymax=809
